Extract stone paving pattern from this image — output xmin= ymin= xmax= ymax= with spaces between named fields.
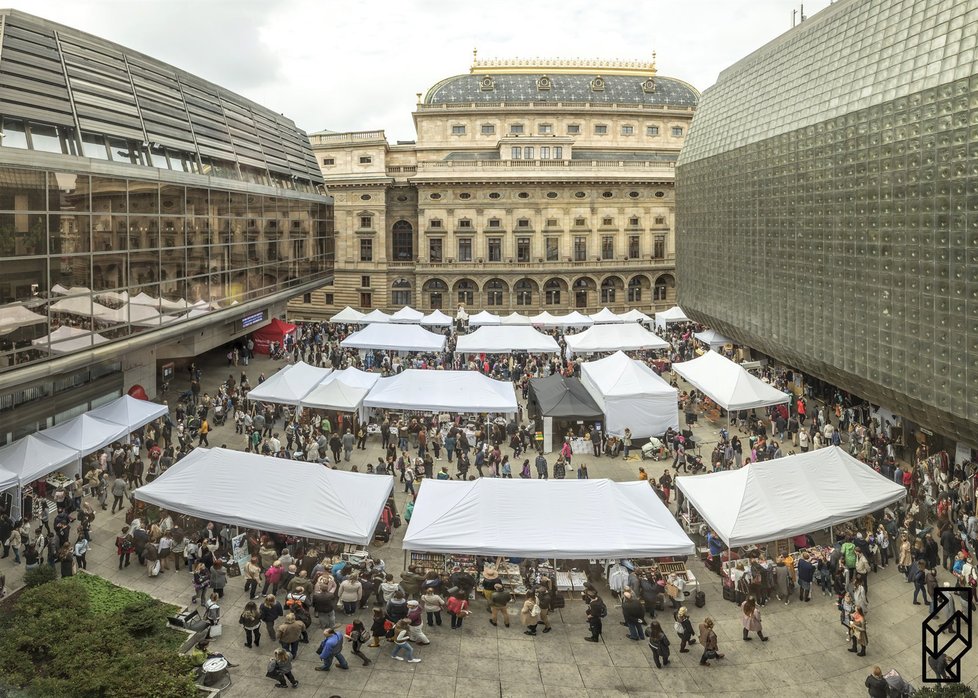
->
xmin=4 ymin=350 xmax=977 ymax=697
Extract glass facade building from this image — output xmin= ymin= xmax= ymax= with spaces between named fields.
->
xmin=0 ymin=11 xmax=332 ymax=439
xmin=676 ymin=0 xmax=977 ymax=446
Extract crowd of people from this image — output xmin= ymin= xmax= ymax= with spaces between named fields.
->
xmin=0 ymin=315 xmax=973 ymax=696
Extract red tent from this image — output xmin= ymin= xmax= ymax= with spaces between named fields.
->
xmin=251 ymin=318 xmax=297 ymax=354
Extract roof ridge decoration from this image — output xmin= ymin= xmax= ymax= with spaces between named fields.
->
xmin=471 ymin=55 xmax=657 ymax=77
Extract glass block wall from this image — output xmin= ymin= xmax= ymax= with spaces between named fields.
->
xmin=676 ymin=0 xmax=978 ymax=444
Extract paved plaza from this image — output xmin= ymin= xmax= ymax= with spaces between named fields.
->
xmin=4 ymin=351 xmax=976 ymax=697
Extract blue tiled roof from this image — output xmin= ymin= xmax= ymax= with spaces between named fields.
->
xmin=425 ymin=73 xmax=698 ymax=107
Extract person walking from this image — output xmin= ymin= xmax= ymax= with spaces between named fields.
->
xmin=647 ymin=619 xmax=671 ymax=668
xmin=265 ymin=648 xmax=299 ymax=689
xmin=210 ymin=560 xmax=228 ymax=599
xmin=72 ymin=534 xmax=89 ymax=570
xmin=406 ymin=600 xmax=431 ymax=644
xmin=621 ymin=590 xmax=646 ymax=641
xmin=740 ymin=597 xmax=769 ymax=641
xmin=345 ymin=619 xmax=372 ymax=666
xmin=446 ymin=589 xmax=470 ymax=630
xmin=865 ymin=666 xmax=889 ymax=698
xmin=674 ymin=606 xmax=695 ymax=653
xmin=260 ymin=594 xmax=284 ymax=641
xmin=390 ymin=619 xmax=421 ymax=663
xmin=698 ymin=617 xmax=724 ymax=666
xmin=315 ymin=627 xmax=349 ymax=672
xmin=198 ymin=417 xmax=210 ymax=446
xmin=276 ymin=612 xmax=304 ymax=659
xmin=520 ymin=591 xmax=541 ymax=636
xmin=421 ymin=587 xmax=445 ymax=627
xmin=115 ymin=526 xmax=133 ymax=569
xmin=110 ymin=477 xmax=129 ymax=514
xmin=489 ymin=583 xmax=512 ymax=628
xmin=244 ymin=555 xmax=262 ymax=600
xmin=848 ymin=606 xmax=867 ymax=656
xmin=584 ymin=589 xmax=605 ymax=642
xmin=239 ymin=600 xmax=262 ymax=648
xmin=342 ymin=429 xmax=354 ymax=462
xmin=911 ymin=561 xmax=929 ymax=605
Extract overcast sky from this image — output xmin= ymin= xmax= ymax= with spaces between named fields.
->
xmin=24 ymin=0 xmax=831 ymax=141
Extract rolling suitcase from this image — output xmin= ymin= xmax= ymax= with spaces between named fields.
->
xmin=694 ymin=590 xmax=706 ymax=608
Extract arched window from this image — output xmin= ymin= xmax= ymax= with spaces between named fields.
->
xmin=391 ymin=278 xmax=412 ymax=306
xmin=653 ymin=273 xmax=675 ymax=302
xmin=600 ymin=276 xmax=623 ymax=304
xmin=391 ymin=220 xmax=413 ymax=261
xmin=572 ymin=277 xmax=595 ymax=309
xmin=423 ymin=278 xmax=447 ymax=309
xmin=484 ymin=278 xmax=508 ymax=307
xmin=628 ymin=275 xmax=649 ymax=303
xmin=544 ymin=278 xmax=565 ymax=305
xmin=514 ymin=278 xmax=537 ymax=306
xmin=454 ymin=278 xmax=476 ymax=306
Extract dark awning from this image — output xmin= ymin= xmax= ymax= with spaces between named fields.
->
xmin=528 ymin=374 xmax=603 ymax=419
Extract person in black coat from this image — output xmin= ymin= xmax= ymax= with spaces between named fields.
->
xmin=621 ymin=590 xmax=646 ymax=641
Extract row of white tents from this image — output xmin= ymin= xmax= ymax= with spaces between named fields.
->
xmin=0 ymin=395 xmax=168 ymax=519
xmin=337 ymin=321 xmax=674 ymax=356
xmin=131 ymin=444 xmax=907 ymax=555
xmin=329 ymin=305 xmax=692 ymax=329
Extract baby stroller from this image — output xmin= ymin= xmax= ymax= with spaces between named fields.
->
xmin=641 ymin=437 xmax=665 ymax=461
xmin=883 ymin=669 xmax=915 ymax=696
xmin=212 ymin=402 xmax=226 ymax=426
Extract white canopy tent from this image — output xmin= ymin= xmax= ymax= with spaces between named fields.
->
xmin=319 ymin=366 xmax=382 ymax=390
xmin=672 ymin=350 xmax=790 ymax=411
xmin=581 ymin=351 xmax=679 ymax=438
xmin=564 ymin=322 xmax=670 ymax=356
xmin=0 ymin=464 xmax=17 ymax=493
xmin=589 ymin=307 xmax=623 ymax=324
xmin=468 ymin=310 xmax=501 ymax=326
xmin=550 ymin=310 xmax=593 ymax=327
xmin=364 ymin=369 xmax=518 ymax=415
xmin=360 ymin=309 xmax=392 ymax=324
xmin=340 ymin=323 xmax=447 ymax=352
xmin=694 ymin=329 xmax=734 ymax=351
xmin=403 ymin=478 xmax=694 ymax=558
xmin=390 ymin=306 xmax=424 ymax=323
xmin=32 ymin=326 xmax=111 ymax=353
xmin=51 ymin=285 xmax=90 ymax=296
xmin=246 ymin=361 xmax=333 ymax=406
xmin=0 ymin=305 xmax=47 ymax=335
xmin=159 ymin=297 xmax=190 ymax=313
xmin=329 ymin=306 xmax=365 ymax=324
xmin=529 ymin=311 xmax=561 ymax=326
xmin=654 ymin=305 xmax=689 ymax=329
xmin=455 ymin=326 xmax=560 ymax=354
xmin=134 ymin=448 xmax=394 ymax=545
xmin=88 ymin=395 xmax=168 ymax=432
xmin=49 ymin=295 xmax=115 ymax=320
xmin=0 ymin=434 xmax=78 ymax=486
xmin=302 ymin=381 xmax=371 ymax=416
xmin=129 ymin=292 xmax=160 ymax=308
xmin=617 ymin=309 xmax=653 ymax=324
xmin=500 ymin=312 xmax=532 ymax=326
xmin=39 ymin=414 xmax=130 ymax=457
xmin=676 ymin=447 xmax=908 ymax=547
xmin=420 ymin=309 xmax=453 ymax=327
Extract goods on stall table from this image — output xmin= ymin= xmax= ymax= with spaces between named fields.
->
xmin=409 ymin=551 xmax=478 ymax=576
xmin=555 ymin=571 xmax=572 ymax=591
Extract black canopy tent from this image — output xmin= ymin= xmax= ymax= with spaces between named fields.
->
xmin=528 ymin=375 xmax=604 ymax=452
xmin=528 ymin=374 xmax=603 ymax=419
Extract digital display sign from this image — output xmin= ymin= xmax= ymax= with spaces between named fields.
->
xmin=238 ymin=310 xmax=267 ymax=331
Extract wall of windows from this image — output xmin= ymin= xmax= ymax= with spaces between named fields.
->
xmin=0 ymin=167 xmax=332 ymax=374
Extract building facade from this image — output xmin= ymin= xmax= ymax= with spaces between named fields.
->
xmin=291 ymin=57 xmax=697 ymax=319
xmin=0 ymin=10 xmax=332 ymax=443
xmin=676 ymin=0 xmax=977 ymax=449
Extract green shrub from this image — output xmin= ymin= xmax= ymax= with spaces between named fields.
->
xmin=0 ymin=574 xmax=195 ymax=698
xmin=22 ymin=565 xmax=56 ymax=588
